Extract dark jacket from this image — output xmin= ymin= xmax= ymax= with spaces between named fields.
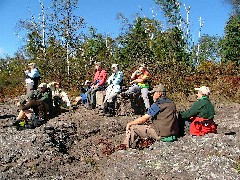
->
xmin=180 ymin=96 xmax=215 ymax=120
xmin=22 ymin=88 xmax=53 ymax=109
xmin=149 ymin=97 xmax=179 ymax=137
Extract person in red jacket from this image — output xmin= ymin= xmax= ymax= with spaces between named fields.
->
xmin=86 ymin=62 xmax=107 ymax=109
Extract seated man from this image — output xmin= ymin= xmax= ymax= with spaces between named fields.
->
xmin=122 ymin=64 xmax=151 ymax=110
xmin=12 ymin=83 xmax=52 ymax=127
xmin=47 ymin=81 xmax=71 ymax=108
xmin=179 ymin=86 xmax=217 ymax=136
xmin=86 ymin=62 xmax=107 ymax=109
xmin=101 ymin=64 xmax=123 ymax=117
xmin=123 ymin=84 xmax=179 ymax=149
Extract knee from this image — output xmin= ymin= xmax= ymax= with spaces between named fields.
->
xmin=130 ymin=125 xmax=137 ymax=131
xmin=142 ymin=93 xmax=149 ymax=99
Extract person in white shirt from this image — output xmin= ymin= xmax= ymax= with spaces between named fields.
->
xmin=25 ymin=63 xmax=40 ymax=96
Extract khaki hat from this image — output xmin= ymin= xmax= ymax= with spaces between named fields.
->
xmin=194 ymin=86 xmax=210 ymax=95
xmin=38 ymin=83 xmax=47 ymax=88
xmin=150 ymin=84 xmax=166 ymax=93
xmin=94 ymin=62 xmax=101 ymax=66
xmin=111 ymin=64 xmax=118 ymax=68
xmin=28 ymin=63 xmax=36 ymax=67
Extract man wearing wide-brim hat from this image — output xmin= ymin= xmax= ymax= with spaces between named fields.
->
xmin=123 ymin=84 xmax=179 ymax=148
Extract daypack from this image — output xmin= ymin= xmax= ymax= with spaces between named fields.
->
xmin=190 ymin=117 xmax=217 ymax=136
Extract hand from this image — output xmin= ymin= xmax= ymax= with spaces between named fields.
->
xmin=17 ymin=102 xmax=22 ymax=107
xmin=126 ymin=123 xmax=131 ymax=132
xmin=134 ymin=70 xmax=140 ymax=74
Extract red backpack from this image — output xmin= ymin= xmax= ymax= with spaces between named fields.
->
xmin=190 ymin=117 xmax=217 ymax=136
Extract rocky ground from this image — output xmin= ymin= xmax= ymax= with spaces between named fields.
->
xmin=0 ymin=97 xmax=239 ymax=180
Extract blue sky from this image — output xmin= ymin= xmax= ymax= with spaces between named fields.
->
xmin=0 ymin=0 xmax=232 ymax=58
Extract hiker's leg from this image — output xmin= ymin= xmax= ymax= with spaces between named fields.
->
xmin=125 ymin=84 xmax=140 ymax=95
xmin=85 ymin=89 xmax=92 ymax=107
xmin=90 ymin=87 xmax=100 ymax=108
xmin=131 ymin=125 xmax=160 ymax=139
xmin=124 ymin=125 xmax=157 ymax=148
xmin=37 ymin=101 xmax=48 ymax=120
xmin=26 ymin=83 xmax=33 ymax=96
xmin=106 ymin=91 xmax=117 ymax=103
xmin=21 ymin=99 xmax=40 ymax=111
xmin=141 ymin=88 xmax=150 ymax=110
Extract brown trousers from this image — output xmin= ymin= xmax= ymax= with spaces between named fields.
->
xmin=21 ymin=100 xmax=49 ymax=120
xmin=123 ymin=125 xmax=161 ymax=148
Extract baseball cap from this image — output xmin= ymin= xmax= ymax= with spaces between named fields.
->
xmin=194 ymin=86 xmax=210 ymax=95
xmin=111 ymin=64 xmax=118 ymax=68
xmin=150 ymin=84 xmax=166 ymax=93
xmin=38 ymin=83 xmax=47 ymax=88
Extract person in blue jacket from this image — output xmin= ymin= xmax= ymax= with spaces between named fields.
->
xmin=25 ymin=63 xmax=40 ymax=96
xmin=74 ymin=80 xmax=91 ymax=106
xmin=101 ymin=64 xmax=123 ymax=116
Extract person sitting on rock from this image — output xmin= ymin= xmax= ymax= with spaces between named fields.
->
xmin=100 ymin=63 xmax=123 ymax=117
xmin=47 ymin=81 xmax=71 ymax=108
xmin=11 ymin=83 xmax=52 ymax=127
xmin=74 ymin=80 xmax=91 ymax=106
xmin=179 ymin=86 xmax=217 ymax=136
xmin=121 ymin=63 xmax=151 ymax=111
xmin=123 ymin=84 xmax=179 ymax=149
xmin=86 ymin=62 xmax=107 ymax=109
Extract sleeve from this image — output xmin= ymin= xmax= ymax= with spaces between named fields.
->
xmin=107 ymin=74 xmax=114 ymax=85
xmin=27 ymin=69 xmax=39 ymax=78
xmin=147 ymin=103 xmax=161 ymax=117
xmin=98 ymin=70 xmax=107 ymax=86
xmin=180 ymin=101 xmax=202 ymax=119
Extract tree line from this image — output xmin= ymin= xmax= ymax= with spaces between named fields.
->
xmin=0 ymin=0 xmax=239 ymax=102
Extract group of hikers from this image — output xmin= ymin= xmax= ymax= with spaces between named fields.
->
xmin=9 ymin=61 xmax=217 ymax=149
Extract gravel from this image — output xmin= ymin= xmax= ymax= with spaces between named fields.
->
xmin=0 ymin=98 xmax=239 ymax=179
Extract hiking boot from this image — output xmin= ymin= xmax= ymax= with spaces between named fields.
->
xmin=91 ymin=104 xmax=96 ymax=109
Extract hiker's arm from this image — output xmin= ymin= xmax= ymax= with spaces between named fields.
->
xmin=180 ymin=101 xmax=202 ymax=119
xmin=126 ymin=114 xmax=151 ymax=131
